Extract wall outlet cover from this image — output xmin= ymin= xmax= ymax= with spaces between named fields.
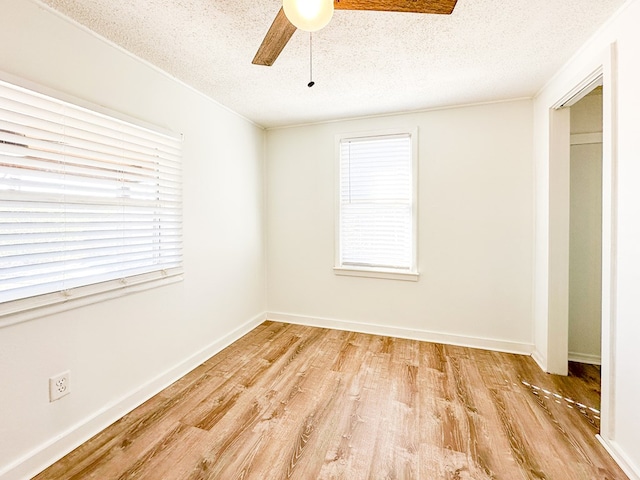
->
xmin=49 ymin=371 xmax=70 ymax=402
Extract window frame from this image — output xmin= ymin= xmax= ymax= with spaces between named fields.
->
xmin=0 ymin=73 xmax=183 ymax=327
xmin=334 ymin=127 xmax=419 ymax=281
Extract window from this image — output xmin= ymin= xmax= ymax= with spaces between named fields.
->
xmin=335 ymin=129 xmax=418 ymax=281
xmin=0 ymin=79 xmax=182 ymax=318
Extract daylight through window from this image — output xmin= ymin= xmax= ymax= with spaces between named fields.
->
xmin=0 ymin=79 xmax=182 ymax=313
xmin=336 ymin=131 xmax=417 ymax=280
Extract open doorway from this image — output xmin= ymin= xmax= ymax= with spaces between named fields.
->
xmin=567 ymin=86 xmax=604 ymax=417
xmin=545 ymin=44 xmax=617 ymax=445
xmin=568 ymin=87 xmax=603 ymax=366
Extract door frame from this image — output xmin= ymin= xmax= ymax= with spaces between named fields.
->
xmin=546 ymin=43 xmax=617 ymax=439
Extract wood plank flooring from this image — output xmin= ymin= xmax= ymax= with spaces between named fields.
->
xmin=34 ymin=322 xmax=627 ymax=479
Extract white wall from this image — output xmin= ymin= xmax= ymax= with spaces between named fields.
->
xmin=0 ymin=1 xmax=266 ymax=478
xmin=533 ymin=0 xmax=640 ymax=476
xmin=3 ymin=0 xmax=637 ymax=477
xmin=568 ymin=92 xmax=603 ymax=363
xmin=266 ymin=100 xmax=534 ymax=352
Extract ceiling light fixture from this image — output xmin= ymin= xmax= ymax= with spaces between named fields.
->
xmin=282 ymin=0 xmax=334 ymax=32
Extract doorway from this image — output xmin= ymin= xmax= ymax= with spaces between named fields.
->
xmin=568 ymin=87 xmax=603 ymax=367
xmin=544 ymin=43 xmax=618 ymax=444
xmin=564 ymin=86 xmax=604 ymax=423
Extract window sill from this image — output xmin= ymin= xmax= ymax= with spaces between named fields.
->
xmin=0 ymin=268 xmax=183 ymax=329
xmin=333 ymin=266 xmax=419 ymax=282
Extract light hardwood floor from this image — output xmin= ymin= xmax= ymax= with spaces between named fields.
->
xmin=34 ymin=321 xmax=626 ymax=479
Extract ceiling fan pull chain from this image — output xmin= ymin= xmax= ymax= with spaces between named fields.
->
xmin=308 ymin=32 xmax=315 ymax=88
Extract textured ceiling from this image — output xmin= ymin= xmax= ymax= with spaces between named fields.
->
xmin=38 ymin=0 xmax=625 ymax=128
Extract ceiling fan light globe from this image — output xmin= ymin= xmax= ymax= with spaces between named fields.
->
xmin=283 ymin=0 xmax=334 ymax=32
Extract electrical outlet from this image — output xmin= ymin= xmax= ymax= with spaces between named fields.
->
xmin=49 ymin=371 xmax=70 ymax=402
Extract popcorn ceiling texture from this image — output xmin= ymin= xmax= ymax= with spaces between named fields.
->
xmin=38 ymin=0 xmax=624 ymax=128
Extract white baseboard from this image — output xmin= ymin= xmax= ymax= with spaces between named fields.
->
xmin=531 ymin=349 xmax=547 ymax=371
xmin=568 ymin=351 xmax=602 ymax=365
xmin=267 ymin=312 xmax=534 ymax=356
xmin=0 ymin=312 xmax=267 ymax=480
xmin=597 ymin=435 xmax=640 ymax=480
xmin=530 ymin=350 xmax=602 ymax=372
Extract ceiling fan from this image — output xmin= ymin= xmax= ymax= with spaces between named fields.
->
xmin=252 ymin=0 xmax=459 ymax=66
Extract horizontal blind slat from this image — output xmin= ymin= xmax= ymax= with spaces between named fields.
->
xmin=0 ymin=78 xmax=183 ymax=305
xmin=339 ymin=133 xmax=413 ymax=271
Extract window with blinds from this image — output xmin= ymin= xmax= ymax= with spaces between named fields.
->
xmin=0 ymin=78 xmax=182 ymax=315
xmin=336 ymin=130 xmax=418 ymax=280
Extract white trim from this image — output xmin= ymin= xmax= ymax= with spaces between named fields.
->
xmin=531 ymin=349 xmax=547 ymax=371
xmin=333 ymin=266 xmax=419 ymax=282
xmin=540 ymin=41 xmax=618 ymax=442
xmin=545 ymin=105 xmax=571 ymax=376
xmin=0 ymin=312 xmax=267 ymax=480
xmin=599 ymin=41 xmax=619 ymax=442
xmin=0 ymin=270 xmax=183 ymax=329
xmin=597 ymin=435 xmax=640 ymax=480
xmin=266 ymin=97 xmax=533 ymax=131
xmin=267 ymin=312 xmax=534 ymax=356
xmin=571 ymin=132 xmax=603 ymax=145
xmin=568 ymin=352 xmax=602 ymax=365
xmin=543 ymin=49 xmax=613 ymax=378
xmin=334 ymin=128 xmax=419 ymax=279
xmin=552 ymin=67 xmax=603 ymax=109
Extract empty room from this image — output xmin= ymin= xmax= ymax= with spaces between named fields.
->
xmin=1 ymin=0 xmax=640 ymax=479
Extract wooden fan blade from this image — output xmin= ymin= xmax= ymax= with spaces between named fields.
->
xmin=334 ymin=0 xmax=458 ymax=14
xmin=252 ymin=7 xmax=297 ymax=66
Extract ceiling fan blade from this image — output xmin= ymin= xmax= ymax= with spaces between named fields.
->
xmin=334 ymin=0 xmax=458 ymax=14
xmin=252 ymin=7 xmax=297 ymax=66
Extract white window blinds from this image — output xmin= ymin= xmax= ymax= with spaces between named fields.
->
xmin=338 ymin=133 xmax=415 ymax=273
xmin=0 ymin=79 xmax=182 ymax=308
